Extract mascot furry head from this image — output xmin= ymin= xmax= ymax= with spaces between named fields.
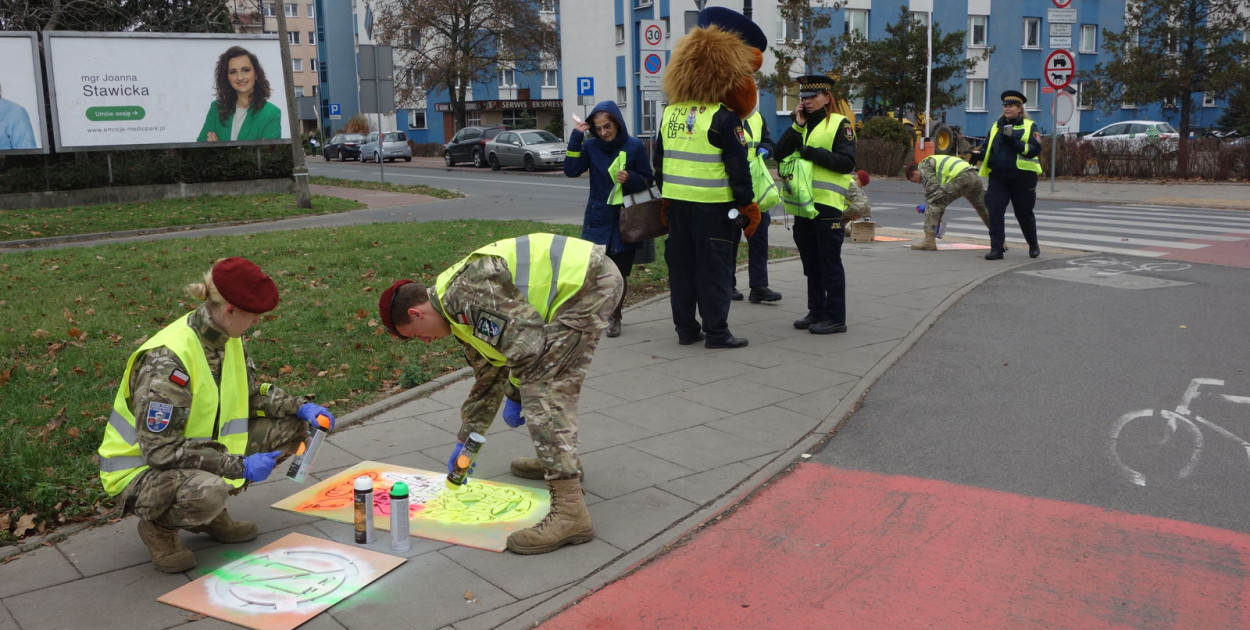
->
xmin=663 ymin=6 xmax=766 ymax=117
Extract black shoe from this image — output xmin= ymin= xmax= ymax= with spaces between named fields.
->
xmin=705 ymin=335 xmax=748 ymax=349
xmin=748 ymin=287 xmax=782 ymax=303
xmin=985 ymin=250 xmax=1004 ymax=260
xmin=793 ymin=313 xmax=820 ymax=330
xmin=730 ymin=289 xmax=744 ymax=301
xmin=677 ymin=332 xmax=706 ymax=346
xmin=1029 ymin=247 xmax=1040 ymax=258
xmin=809 ymin=320 xmax=847 ymax=335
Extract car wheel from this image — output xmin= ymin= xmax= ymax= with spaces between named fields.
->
xmin=445 ymin=151 xmax=455 ymax=167
xmin=473 ymin=150 xmax=486 ymax=168
xmin=524 ymin=154 xmax=536 ymax=172
xmin=404 ymin=157 xmax=412 ymax=162
xmin=488 ymin=153 xmax=501 ymax=171
xmin=375 ymin=152 xmax=382 ymax=163
xmin=339 ymin=151 xmax=346 ymax=162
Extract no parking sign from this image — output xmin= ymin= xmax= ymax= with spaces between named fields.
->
xmin=640 ymin=52 xmax=665 ymax=90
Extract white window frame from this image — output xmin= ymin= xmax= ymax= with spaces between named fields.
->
xmin=542 ymin=69 xmax=558 ymax=88
xmin=539 ymin=0 xmax=556 ymax=13
xmin=777 ymin=14 xmax=802 ymax=43
xmin=288 ymin=31 xmax=300 ymax=45
xmin=1021 ymin=80 xmax=1039 ymax=110
xmin=844 ymin=9 xmax=868 ymax=38
xmin=966 ymin=79 xmax=986 ymax=112
xmin=308 ymin=31 xmax=315 ymax=45
xmin=969 ymin=16 xmax=988 ymax=48
xmin=1076 ymin=83 xmax=1092 ymax=109
xmin=306 ymin=3 xmax=314 ymax=18
xmin=617 ymin=87 xmax=627 ymax=107
xmin=1203 ymin=91 xmax=1216 ymax=107
xmin=408 ymin=109 xmax=427 ymax=130
xmin=1080 ymin=25 xmax=1097 ymax=53
xmin=291 ymin=57 xmax=303 ymax=72
xmin=615 ymin=25 xmax=625 ymax=44
xmin=1023 ymin=18 xmax=1040 ymax=50
xmin=499 ymin=67 xmax=517 ymax=88
xmin=262 ymin=3 xmax=274 ymax=17
xmin=311 ymin=58 xmax=318 ymax=72
xmin=910 ymin=12 xmax=929 ymax=28
xmin=294 ymin=86 xmax=304 ymax=97
xmin=466 ymin=112 xmax=482 ymax=126
xmin=635 ymin=0 xmax=652 ymax=8
xmin=641 ymin=99 xmax=657 ymax=136
xmin=284 ymin=3 xmax=297 ymax=18
xmin=409 ymin=29 xmax=421 ymax=48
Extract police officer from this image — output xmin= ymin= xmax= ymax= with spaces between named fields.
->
xmin=97 ymin=257 xmax=337 ymax=573
xmin=733 ymin=107 xmax=783 ymax=304
xmin=977 ymin=90 xmax=1043 ymax=259
xmin=774 ymin=74 xmax=858 ymax=334
xmin=905 ymin=155 xmax=991 ymax=250
xmin=379 ymin=233 xmax=623 ymax=555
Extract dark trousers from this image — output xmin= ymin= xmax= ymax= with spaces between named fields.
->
xmin=792 ymin=205 xmax=846 ymax=324
xmin=666 ymin=201 xmax=737 ymax=341
xmin=732 ymin=210 xmax=771 ymax=289
xmin=986 ymin=172 xmax=1039 ymax=251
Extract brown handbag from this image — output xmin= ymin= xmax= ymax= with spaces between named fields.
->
xmin=618 ymin=187 xmax=667 ymax=243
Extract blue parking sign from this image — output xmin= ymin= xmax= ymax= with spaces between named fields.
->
xmin=577 ymin=77 xmax=594 ymax=96
xmin=329 ymin=103 xmax=341 ymax=116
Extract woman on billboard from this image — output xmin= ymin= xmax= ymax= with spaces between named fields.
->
xmin=197 ymin=46 xmax=281 ymax=142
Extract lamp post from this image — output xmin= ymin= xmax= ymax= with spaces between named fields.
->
xmin=274 ymin=1 xmax=312 ymax=208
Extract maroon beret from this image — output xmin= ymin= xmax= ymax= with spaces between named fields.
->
xmin=379 ymin=279 xmax=415 ymax=338
xmin=856 ymin=169 xmax=870 ymax=186
xmin=212 ymin=257 xmax=279 ymax=314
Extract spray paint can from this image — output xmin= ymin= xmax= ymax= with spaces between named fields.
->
xmin=389 ymin=482 xmax=410 ymax=553
xmin=285 ymin=415 xmax=331 ymax=483
xmin=445 ymin=432 xmax=486 ymax=490
xmin=353 ymin=475 xmax=373 ymax=544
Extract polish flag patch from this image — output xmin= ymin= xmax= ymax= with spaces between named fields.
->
xmin=169 ymin=369 xmax=190 ymax=387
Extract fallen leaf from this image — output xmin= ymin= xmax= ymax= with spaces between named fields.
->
xmin=0 ymin=512 xmax=10 ymax=531
xmin=67 ymin=427 xmax=80 ymax=439
xmin=68 ymin=327 xmax=86 ymax=341
xmin=279 ymin=365 xmax=294 ymax=375
xmin=355 ymin=309 xmax=368 ymax=319
xmin=32 ymin=329 xmax=49 ymax=339
xmin=0 ymin=368 xmax=11 ymax=386
xmin=13 ymin=513 xmax=37 ymax=537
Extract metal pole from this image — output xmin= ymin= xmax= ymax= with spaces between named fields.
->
xmin=923 ymin=11 xmax=932 ymax=150
xmin=1050 ymin=93 xmax=1057 ymax=193
xmin=275 ymin=0 xmax=312 ymax=207
xmin=375 ymin=51 xmax=385 ymax=184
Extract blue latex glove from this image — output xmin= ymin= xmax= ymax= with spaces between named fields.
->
xmin=297 ymin=402 xmax=335 ymax=431
xmin=502 ymin=398 xmax=526 ymax=428
xmin=757 ymin=146 xmax=770 ymax=159
xmin=242 ymin=450 xmax=282 ymax=482
xmin=915 ymin=204 xmax=927 ymax=214
xmin=447 ymin=442 xmax=477 ymax=476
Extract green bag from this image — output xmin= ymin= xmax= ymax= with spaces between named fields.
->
xmin=749 ymin=157 xmax=781 ymax=211
xmin=777 ymin=153 xmax=816 ymax=219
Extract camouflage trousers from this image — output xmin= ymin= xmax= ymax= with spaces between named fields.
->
xmin=121 ymin=417 xmax=306 ymax=529
xmin=924 ymin=170 xmax=991 ymax=232
xmin=522 ymin=253 xmax=623 ymax=480
xmin=842 ymin=180 xmax=872 ymax=223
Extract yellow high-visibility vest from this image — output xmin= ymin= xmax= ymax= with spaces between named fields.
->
xmin=979 ymin=118 xmax=1043 ymax=176
xmin=660 ymin=102 xmax=733 ymax=203
xmin=924 ymin=154 xmax=974 ymax=186
xmin=800 ymin=113 xmax=853 ymax=209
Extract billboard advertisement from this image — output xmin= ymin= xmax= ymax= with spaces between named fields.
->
xmin=0 ymin=32 xmax=49 ymax=155
xmin=45 ymin=32 xmax=290 ymax=151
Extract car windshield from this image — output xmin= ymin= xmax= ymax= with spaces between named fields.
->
xmin=522 ymin=131 xmax=560 ymax=144
xmin=1156 ymin=123 xmax=1177 ymax=134
xmin=344 ymin=134 xmax=365 ymax=142
xmin=384 ymin=133 xmax=405 ymax=142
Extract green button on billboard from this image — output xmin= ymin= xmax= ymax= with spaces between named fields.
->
xmin=86 ymin=106 xmax=146 ymax=121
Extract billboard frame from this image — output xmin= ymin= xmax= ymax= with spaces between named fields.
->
xmin=1 ymin=31 xmax=50 ymax=156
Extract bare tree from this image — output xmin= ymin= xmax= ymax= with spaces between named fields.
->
xmin=757 ymin=0 xmax=845 ymax=103
xmin=375 ymin=0 xmax=560 ymax=130
xmin=1 ymin=0 xmax=235 ymax=32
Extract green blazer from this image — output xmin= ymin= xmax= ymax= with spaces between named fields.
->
xmin=196 ymin=101 xmax=282 ymax=142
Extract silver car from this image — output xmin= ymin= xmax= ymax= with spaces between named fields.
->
xmin=485 ymin=129 xmax=566 ymax=171
xmin=360 ymin=131 xmax=413 ymax=163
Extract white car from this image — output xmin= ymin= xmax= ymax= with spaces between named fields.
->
xmin=360 ymin=131 xmax=413 ymax=163
xmin=1079 ymin=120 xmax=1179 ymax=155
xmin=485 ymin=129 xmax=566 ymax=171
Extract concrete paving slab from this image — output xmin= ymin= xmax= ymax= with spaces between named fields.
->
xmin=0 ymin=601 xmax=15 ymax=629
xmin=330 ymin=415 xmax=456 ymax=460
xmin=572 ymin=385 xmax=630 ymax=415
xmin=309 ymin=519 xmax=451 ymax=559
xmin=579 ymin=445 xmax=696 ymax=499
xmin=365 ymin=395 xmax=453 ymax=425
xmin=582 ymin=345 xmax=669 ymax=376
xmin=661 ymin=461 xmax=758 ymax=505
xmin=709 ymin=405 xmax=827 ymax=451
xmin=183 ymin=612 xmax=348 ymax=629
xmin=583 ymin=365 xmax=698 ymax=402
xmin=441 ymin=539 xmax=622 ymax=600
xmin=673 ymin=378 xmax=794 ymax=415
xmin=630 ymin=425 xmax=778 ymax=473
xmin=590 ymin=487 xmax=700 ymax=551
xmin=776 ymin=380 xmax=858 ymax=420
xmin=227 ymin=477 xmax=322 ymax=534
xmin=648 ymin=353 xmax=758 ymax=384
xmin=449 ymin=585 xmax=580 ymax=630
xmin=4 ymin=563 xmax=188 ymax=629
xmin=57 ymin=516 xmax=215 ymax=577
xmin=575 ymin=410 xmax=660 ymax=453
xmin=748 ymin=361 xmax=859 ymax=395
xmin=595 ymin=393 xmax=730 ymax=433
xmin=0 ymin=544 xmax=80 ymax=598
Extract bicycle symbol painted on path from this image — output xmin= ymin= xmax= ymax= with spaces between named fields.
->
xmin=1068 ymin=256 xmax=1191 ymax=276
xmin=1109 ymin=378 xmax=1250 ymax=486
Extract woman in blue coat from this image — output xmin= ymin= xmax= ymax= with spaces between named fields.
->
xmin=564 ymin=100 xmax=654 ymax=337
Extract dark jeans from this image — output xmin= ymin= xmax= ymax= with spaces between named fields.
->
xmin=792 ymin=205 xmax=846 ymax=323
xmin=986 ymin=172 xmax=1039 ymax=251
xmin=733 ymin=210 xmax=772 ymax=289
xmin=665 ymin=201 xmax=738 ymax=341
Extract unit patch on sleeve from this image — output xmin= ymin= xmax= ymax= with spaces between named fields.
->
xmin=472 ymin=308 xmax=509 ymax=346
xmin=168 ymin=369 xmax=189 ymax=387
xmin=145 ymin=401 xmax=174 ymax=433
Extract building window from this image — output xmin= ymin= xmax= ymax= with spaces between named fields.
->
xmin=1023 ymin=18 xmax=1040 ymax=49
xmin=542 ymin=69 xmax=557 ymax=88
xmin=539 ymin=0 xmax=556 ymax=13
xmin=1080 ymin=25 xmax=1097 ymax=53
xmin=291 ymin=58 xmax=303 ymax=72
xmin=295 ymin=86 xmax=304 ymax=97
xmin=262 ymin=3 xmax=274 ymax=17
xmin=1022 ymin=80 xmax=1039 ymax=110
xmin=777 ymin=15 xmax=802 ymax=43
xmin=969 ymin=16 xmax=988 ymax=48
xmin=635 ymin=0 xmax=652 ymax=7
xmin=499 ymin=68 xmax=517 ymax=88
xmin=409 ymin=110 xmax=427 ymax=129
xmin=1203 ymin=91 xmax=1216 ymax=107
xmin=288 ymin=31 xmax=300 ymax=45
xmin=308 ymin=31 xmax=315 ymax=45
xmin=615 ymin=25 xmax=625 ymax=44
xmin=306 ymin=3 xmax=314 ymax=17
xmin=311 ymin=58 xmax=318 ymax=71
xmin=409 ymin=29 xmax=421 ymax=47
xmin=910 ymin=12 xmax=929 ymax=28
xmin=844 ymin=9 xmax=868 ymax=38
xmin=966 ymin=79 xmax=986 ymax=111
xmin=284 ymin=3 xmax=297 ymax=17
xmin=641 ymin=99 xmax=657 ymax=136
xmin=312 ymin=85 xmax=318 ymax=96
xmin=617 ymin=87 xmax=627 ymax=106
xmin=466 ymin=112 xmax=481 ymax=126
xmin=503 ymin=109 xmax=527 ymax=126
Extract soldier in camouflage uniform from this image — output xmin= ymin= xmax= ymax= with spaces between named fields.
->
xmin=906 ymin=155 xmax=991 ymax=251
xmin=379 ymin=233 xmax=623 ymax=555
xmin=97 ymin=257 xmax=337 ymax=573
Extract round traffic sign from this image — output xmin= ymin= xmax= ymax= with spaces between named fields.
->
xmin=644 ymin=24 xmax=663 ymax=47
xmin=1044 ymin=49 xmax=1075 ymax=90
xmin=1053 ymin=0 xmax=1072 ymax=7
xmin=644 ymin=53 xmax=662 ymax=74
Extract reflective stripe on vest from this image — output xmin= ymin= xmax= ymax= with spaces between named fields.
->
xmin=434 ymin=234 xmax=596 ymax=368
xmin=803 ymin=113 xmax=853 ymax=209
xmin=97 ymin=313 xmax=249 ymax=496
xmin=660 ymin=102 xmax=733 ymax=203
xmin=925 ymin=154 xmax=973 ymax=186
xmin=978 ymin=118 xmax=1043 ymax=176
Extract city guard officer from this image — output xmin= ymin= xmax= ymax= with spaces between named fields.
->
xmin=977 ymin=89 xmax=1043 ymax=259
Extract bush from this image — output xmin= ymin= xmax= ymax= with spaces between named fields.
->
xmin=859 ymin=116 xmax=915 ymax=147
xmin=412 ymin=142 xmax=444 ymax=157
xmin=856 ymin=138 xmax=913 ymax=177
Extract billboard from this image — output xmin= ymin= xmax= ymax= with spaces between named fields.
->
xmin=0 ymin=32 xmax=49 ymax=155
xmin=45 ymin=32 xmax=290 ymax=151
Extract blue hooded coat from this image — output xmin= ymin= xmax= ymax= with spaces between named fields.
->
xmin=564 ymin=100 xmax=654 ymax=255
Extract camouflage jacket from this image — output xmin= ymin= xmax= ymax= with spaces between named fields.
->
xmin=127 ymin=303 xmax=305 ymax=479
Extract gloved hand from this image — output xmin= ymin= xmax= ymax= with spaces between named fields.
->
xmin=757 ymin=146 xmax=770 ymax=160
xmin=915 ymin=204 xmax=927 ymax=214
xmin=502 ymin=398 xmax=526 ymax=428
xmin=447 ymin=442 xmax=476 ymax=476
xmin=739 ymin=202 xmax=762 ymax=238
xmin=242 ymin=450 xmax=282 ymax=482
xmin=659 ymin=198 xmax=670 ymax=229
xmin=297 ymin=402 xmax=335 ymax=431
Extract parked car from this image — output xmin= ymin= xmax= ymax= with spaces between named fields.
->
xmin=323 ymin=133 xmax=366 ymax=161
xmin=1078 ymin=120 xmax=1179 ymax=155
xmin=360 ymin=131 xmax=413 ymax=163
xmin=444 ymin=125 xmax=511 ymax=167
xmin=485 ymin=129 xmax=566 ymax=171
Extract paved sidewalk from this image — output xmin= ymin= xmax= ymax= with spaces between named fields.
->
xmin=0 ymin=239 xmax=1032 ymax=630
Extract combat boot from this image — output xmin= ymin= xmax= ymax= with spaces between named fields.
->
xmin=510 ymin=457 xmax=546 ymax=480
xmin=138 ymin=519 xmax=196 ymax=574
xmin=188 ymin=509 xmax=259 ymax=544
xmin=910 ymin=229 xmax=937 ymax=251
xmin=506 ymin=478 xmax=594 ymax=555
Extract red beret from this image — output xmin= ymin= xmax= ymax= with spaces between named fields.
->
xmin=212 ymin=257 xmax=279 ymax=314
xmin=378 ymin=279 xmax=415 ymax=338
xmin=856 ymin=170 xmax=870 ymax=186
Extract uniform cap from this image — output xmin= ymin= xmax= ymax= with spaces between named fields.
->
xmin=797 ymin=74 xmax=836 ymax=98
xmin=697 ymin=6 xmax=768 ymax=53
xmin=1001 ymin=90 xmax=1027 ymax=105
xmin=212 ymin=257 xmax=278 ymax=314
xmin=378 ymin=278 xmax=415 ymax=338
